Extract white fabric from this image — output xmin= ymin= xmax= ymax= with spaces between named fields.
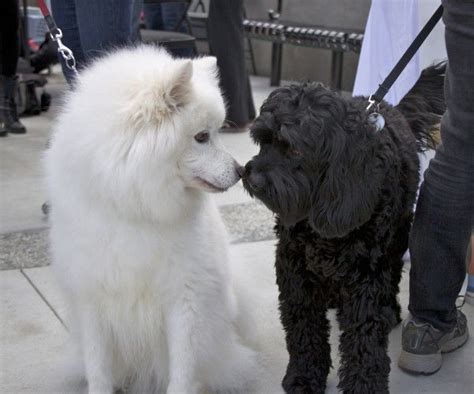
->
xmin=418 ymin=1 xmax=447 ymax=68
xmin=353 ymin=0 xmax=420 ymax=105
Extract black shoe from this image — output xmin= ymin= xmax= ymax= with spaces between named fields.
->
xmin=41 ymin=202 xmax=50 ymax=216
xmin=23 ymin=82 xmax=41 ymax=116
xmin=1 ymin=76 xmax=27 ymax=134
xmin=0 ymin=77 xmax=8 ymax=137
xmin=398 ymin=310 xmax=469 ymax=374
xmin=0 ymin=107 xmax=9 ymax=136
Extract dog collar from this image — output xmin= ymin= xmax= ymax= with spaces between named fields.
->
xmin=368 ymin=112 xmax=385 ymax=132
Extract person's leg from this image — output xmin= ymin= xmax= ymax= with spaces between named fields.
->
xmin=399 ymin=0 xmax=474 ymax=374
xmin=130 ymin=0 xmax=142 ymax=43
xmin=408 ymin=0 xmax=474 ymax=330
xmin=0 ymin=0 xmax=26 ymax=135
xmin=74 ymin=0 xmax=133 ymax=63
xmin=207 ymin=0 xmax=255 ymax=127
xmin=0 ymin=0 xmax=20 ymax=77
xmin=142 ymin=3 xmax=192 ymax=58
xmin=143 ymin=3 xmax=164 ymax=31
xmin=160 ymin=2 xmax=193 ymax=58
xmin=130 ymin=0 xmax=143 ymax=43
xmin=51 ymin=0 xmax=85 ymax=85
xmin=160 ymin=2 xmax=188 ymax=32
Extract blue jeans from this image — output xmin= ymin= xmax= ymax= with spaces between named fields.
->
xmin=51 ymin=0 xmax=134 ymax=84
xmin=408 ymin=0 xmax=474 ymax=331
xmin=144 ymin=2 xmax=187 ymax=31
xmin=142 ymin=2 xmax=193 ymax=58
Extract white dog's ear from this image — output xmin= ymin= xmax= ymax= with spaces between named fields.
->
xmin=120 ymin=59 xmax=193 ymax=128
xmin=168 ymin=59 xmax=193 ymax=107
xmin=194 ymin=56 xmax=217 ymax=73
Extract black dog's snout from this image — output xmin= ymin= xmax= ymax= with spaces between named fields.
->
xmin=244 ymin=164 xmax=265 ymax=192
xmin=243 ymin=161 xmax=254 ymax=178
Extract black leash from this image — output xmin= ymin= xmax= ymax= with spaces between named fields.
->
xmin=366 ymin=5 xmax=444 ymax=130
xmin=34 ymin=0 xmax=443 ymax=112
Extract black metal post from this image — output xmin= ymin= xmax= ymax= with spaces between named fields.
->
xmin=331 ymin=51 xmax=343 ymax=90
xmin=270 ymin=42 xmax=282 ymax=86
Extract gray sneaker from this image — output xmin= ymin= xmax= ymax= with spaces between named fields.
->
xmin=466 ymin=285 xmax=474 ymax=306
xmin=398 ymin=310 xmax=469 ymax=374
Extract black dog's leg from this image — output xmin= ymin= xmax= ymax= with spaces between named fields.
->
xmin=394 ymin=218 xmax=414 ymax=325
xmin=390 ymin=256 xmax=404 ymax=326
xmin=276 ymin=250 xmax=331 ymax=394
xmin=388 ymin=219 xmax=412 ymax=327
xmin=336 ymin=279 xmax=394 ymax=394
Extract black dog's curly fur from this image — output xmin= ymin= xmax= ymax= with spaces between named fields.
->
xmin=243 ymin=64 xmax=446 ymax=393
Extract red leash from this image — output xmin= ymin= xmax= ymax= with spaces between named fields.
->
xmin=37 ymin=0 xmax=51 ymax=19
xmin=37 ymin=0 xmax=78 ymax=74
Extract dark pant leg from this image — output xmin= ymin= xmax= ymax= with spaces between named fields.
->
xmin=161 ymin=2 xmax=188 ymax=33
xmin=144 ymin=2 xmax=189 ymax=33
xmin=143 ymin=2 xmax=193 ymax=58
xmin=130 ymin=0 xmax=143 ymax=43
xmin=161 ymin=2 xmax=193 ymax=58
xmin=74 ymin=0 xmax=133 ymax=62
xmin=52 ymin=0 xmax=133 ymax=84
xmin=143 ymin=3 xmax=164 ymax=30
xmin=207 ymin=0 xmax=255 ymax=126
xmin=408 ymin=0 xmax=474 ymax=331
xmin=0 ymin=0 xmax=20 ymax=77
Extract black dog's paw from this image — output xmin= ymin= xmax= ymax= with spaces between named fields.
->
xmin=394 ymin=302 xmax=402 ymax=327
xmin=392 ymin=312 xmax=402 ymax=328
xmin=383 ymin=304 xmax=402 ymax=330
xmin=282 ymin=372 xmax=325 ymax=394
xmin=338 ymin=374 xmax=389 ymax=394
xmin=340 ymin=384 xmax=389 ymax=394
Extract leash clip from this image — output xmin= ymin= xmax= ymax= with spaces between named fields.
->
xmin=366 ymin=95 xmax=385 ymax=132
xmin=50 ymin=28 xmax=78 ymax=74
xmin=366 ymin=95 xmax=379 ymax=113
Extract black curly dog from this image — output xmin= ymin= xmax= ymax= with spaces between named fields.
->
xmin=242 ymin=64 xmax=446 ymax=393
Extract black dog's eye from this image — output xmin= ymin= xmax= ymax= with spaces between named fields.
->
xmin=288 ymin=147 xmax=303 ymax=157
xmin=194 ymin=130 xmax=210 ymax=143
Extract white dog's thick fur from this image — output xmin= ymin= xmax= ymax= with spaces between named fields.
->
xmin=45 ymin=46 xmax=258 ymax=394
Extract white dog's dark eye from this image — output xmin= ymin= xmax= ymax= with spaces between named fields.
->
xmin=194 ymin=131 xmax=210 ymax=143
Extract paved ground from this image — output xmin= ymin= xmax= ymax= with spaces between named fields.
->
xmin=1 ymin=70 xmax=473 ymax=394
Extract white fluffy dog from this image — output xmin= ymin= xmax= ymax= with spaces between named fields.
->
xmin=45 ymin=46 xmax=258 ymax=394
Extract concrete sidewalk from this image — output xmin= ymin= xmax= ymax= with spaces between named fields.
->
xmin=1 ymin=71 xmax=473 ymax=394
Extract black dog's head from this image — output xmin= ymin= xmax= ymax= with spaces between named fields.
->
xmin=243 ymin=83 xmax=388 ymax=238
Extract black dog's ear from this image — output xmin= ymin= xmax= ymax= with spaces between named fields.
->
xmin=308 ymin=156 xmax=380 ymax=239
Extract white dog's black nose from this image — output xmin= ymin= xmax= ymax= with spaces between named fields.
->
xmin=236 ymin=165 xmax=245 ymax=178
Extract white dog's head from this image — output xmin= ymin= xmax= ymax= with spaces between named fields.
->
xmin=102 ymin=47 xmax=242 ymax=193
xmin=49 ymin=46 xmax=242 ymax=222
